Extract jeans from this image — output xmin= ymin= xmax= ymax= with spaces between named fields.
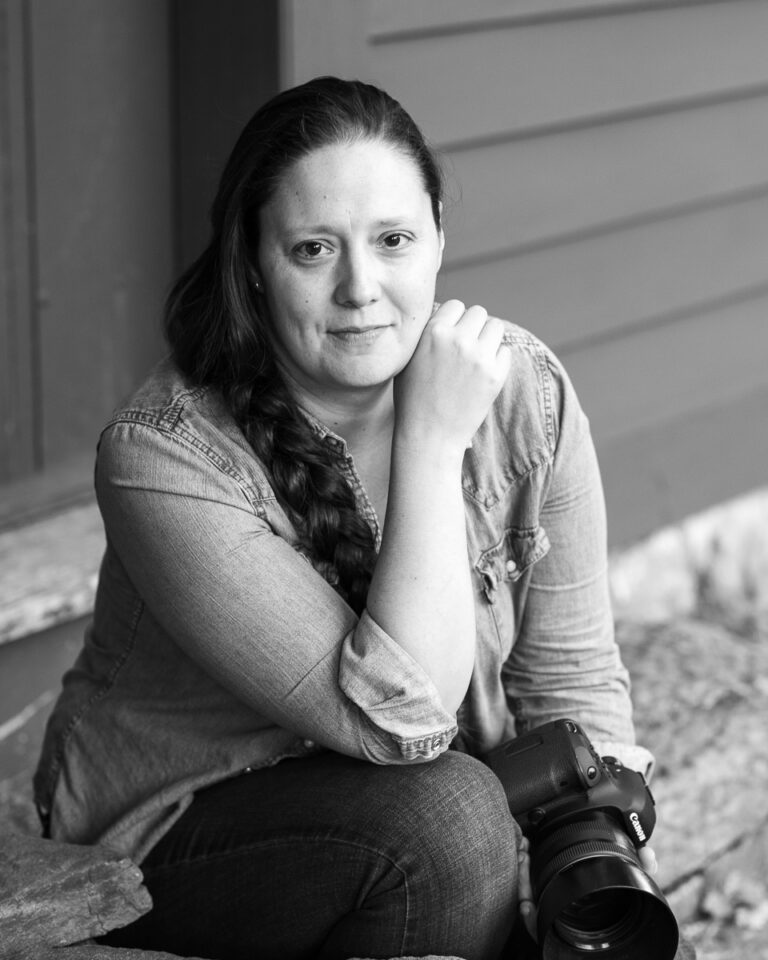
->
xmin=101 ymin=750 xmax=522 ymax=960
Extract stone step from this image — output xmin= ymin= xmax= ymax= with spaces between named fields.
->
xmin=1 ymin=618 xmax=765 ymax=958
xmin=617 ymin=616 xmax=768 ymax=958
xmin=0 ymin=833 xmax=191 ymax=960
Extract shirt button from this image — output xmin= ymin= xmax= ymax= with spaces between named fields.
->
xmin=506 ymin=559 xmax=518 ymax=574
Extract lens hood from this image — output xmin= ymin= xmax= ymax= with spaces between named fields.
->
xmin=538 ymin=857 xmax=679 ymax=959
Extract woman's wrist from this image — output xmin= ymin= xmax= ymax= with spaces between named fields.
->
xmin=391 ymin=426 xmax=468 ymax=472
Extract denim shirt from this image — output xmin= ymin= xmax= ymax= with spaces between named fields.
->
xmin=35 ymin=323 xmax=653 ymax=863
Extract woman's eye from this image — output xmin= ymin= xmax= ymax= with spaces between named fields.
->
xmin=381 ymin=233 xmax=411 ymax=250
xmin=294 ymin=240 xmax=330 ymax=259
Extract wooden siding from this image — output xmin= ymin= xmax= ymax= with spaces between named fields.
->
xmin=283 ymin=0 xmax=768 ymax=545
xmin=2 ymin=0 xmax=765 ymax=544
xmin=176 ymin=0 xmax=280 ymax=269
xmin=0 ymin=0 xmax=280 ymax=521
xmin=29 ymin=0 xmax=173 ymax=472
xmin=0 ymin=0 xmax=174 ymax=500
xmin=0 ymin=0 xmax=36 ymax=483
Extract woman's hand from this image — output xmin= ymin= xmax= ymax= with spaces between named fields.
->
xmin=517 ymin=835 xmax=538 ymax=943
xmin=393 ymin=300 xmax=511 ymax=452
xmin=638 ymin=845 xmax=658 ymax=876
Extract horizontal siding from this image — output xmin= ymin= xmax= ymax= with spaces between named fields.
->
xmin=369 ymin=2 xmax=768 ymax=147
xmin=443 ymin=93 xmax=768 ymax=265
xmin=438 ymin=190 xmax=768 ymax=347
xmin=563 ymin=292 xmax=768 ymax=445
xmin=601 ymin=385 xmax=768 ymax=544
xmin=369 ymin=0 xmax=733 ymax=38
xmin=283 ymin=0 xmax=768 ymax=542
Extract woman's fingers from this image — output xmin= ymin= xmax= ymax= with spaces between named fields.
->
xmin=429 ymin=301 xmax=509 ymax=368
xmin=517 ymin=836 xmax=538 ymax=942
xmin=394 ymin=299 xmax=511 ymax=450
xmin=430 ymin=302 xmax=501 ymax=347
xmin=426 ymin=298 xmax=468 ymax=327
xmin=638 ymin=845 xmax=658 ymax=875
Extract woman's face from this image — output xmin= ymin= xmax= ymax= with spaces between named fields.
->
xmin=256 ymin=138 xmax=444 ymax=405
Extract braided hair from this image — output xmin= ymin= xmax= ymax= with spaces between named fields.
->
xmin=164 ymin=77 xmax=444 ymax=613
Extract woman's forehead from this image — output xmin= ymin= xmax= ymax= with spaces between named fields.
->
xmin=265 ymin=140 xmax=431 ymax=226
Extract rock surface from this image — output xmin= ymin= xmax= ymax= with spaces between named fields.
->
xmin=10 ymin=946 xmax=204 ymax=960
xmin=0 ymin=834 xmax=207 ymax=959
xmin=617 ymin=613 xmax=768 ymax=960
xmin=0 ymin=833 xmax=151 ymax=951
xmin=2 ymin=615 xmax=766 ymax=960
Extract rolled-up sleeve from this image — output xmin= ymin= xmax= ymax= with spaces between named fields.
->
xmin=503 ymin=354 xmax=655 ymax=776
xmin=96 ymin=419 xmax=456 ymax=765
xmin=339 ymin=610 xmax=458 ymax=760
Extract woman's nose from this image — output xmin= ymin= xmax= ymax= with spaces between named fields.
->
xmin=334 ymin=248 xmax=380 ymax=307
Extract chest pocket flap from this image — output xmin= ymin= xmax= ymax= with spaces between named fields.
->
xmin=475 ymin=526 xmax=550 ymax=603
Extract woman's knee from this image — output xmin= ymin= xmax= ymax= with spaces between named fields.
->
xmin=382 ymin=751 xmax=521 ymax=902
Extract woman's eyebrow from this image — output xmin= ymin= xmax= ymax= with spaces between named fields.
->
xmin=375 ymin=216 xmax=416 ymax=227
xmin=284 ymin=216 xmax=416 ymax=237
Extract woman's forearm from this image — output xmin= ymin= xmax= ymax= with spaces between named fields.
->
xmin=365 ymin=433 xmax=476 ymax=714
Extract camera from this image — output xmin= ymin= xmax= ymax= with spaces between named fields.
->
xmin=484 ymin=718 xmax=679 ymax=959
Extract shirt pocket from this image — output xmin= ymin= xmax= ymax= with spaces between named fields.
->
xmin=474 ymin=526 xmax=551 ymax=656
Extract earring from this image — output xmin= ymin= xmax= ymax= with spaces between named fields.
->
xmin=254 ymin=278 xmax=262 ymax=292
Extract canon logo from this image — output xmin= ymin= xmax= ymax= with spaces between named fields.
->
xmin=629 ymin=811 xmax=647 ymax=843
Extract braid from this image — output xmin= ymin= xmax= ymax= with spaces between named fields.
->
xmin=164 ymin=76 xmax=444 ymax=615
xmin=227 ymin=364 xmax=377 ymax=614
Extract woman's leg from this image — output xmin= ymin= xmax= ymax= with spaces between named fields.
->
xmin=102 ymin=750 xmax=521 ymax=960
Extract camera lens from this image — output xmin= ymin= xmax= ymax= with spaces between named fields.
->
xmin=530 ymin=812 xmax=679 ymax=959
xmin=553 ymin=889 xmax=644 ymax=950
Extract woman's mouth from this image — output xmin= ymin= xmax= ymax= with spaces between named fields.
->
xmin=329 ymin=326 xmax=389 ymax=344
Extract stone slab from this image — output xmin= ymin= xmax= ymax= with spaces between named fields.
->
xmin=0 ymin=834 xmax=150 ymax=954
xmin=0 ymin=503 xmax=103 ymax=646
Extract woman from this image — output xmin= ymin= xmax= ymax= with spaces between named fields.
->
xmin=35 ymin=77 xmax=657 ymax=959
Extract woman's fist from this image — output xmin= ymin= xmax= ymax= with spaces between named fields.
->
xmin=394 ymin=300 xmax=511 ymax=450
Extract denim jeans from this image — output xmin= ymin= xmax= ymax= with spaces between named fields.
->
xmin=101 ymin=750 xmax=522 ymax=960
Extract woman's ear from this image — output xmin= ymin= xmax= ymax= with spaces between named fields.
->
xmin=437 ymin=203 xmax=446 ymax=271
xmin=246 ymin=258 xmax=265 ymax=294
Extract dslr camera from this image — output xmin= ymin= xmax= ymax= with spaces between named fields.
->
xmin=484 ymin=718 xmax=679 ymax=959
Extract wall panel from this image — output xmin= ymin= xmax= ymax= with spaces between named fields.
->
xmin=29 ymin=0 xmax=173 ymax=470
xmin=601 ymin=385 xmax=768 ymax=543
xmin=369 ymin=0 xmax=731 ymax=37
xmin=176 ymin=0 xmax=280 ymax=268
xmin=444 ymin=94 xmax=768 ymax=264
xmin=274 ymin=0 xmax=768 ymax=544
xmin=563 ymin=293 xmax=768 ymax=444
xmin=439 ymin=191 xmax=768 ymax=348
xmin=369 ymin=3 xmax=768 ymax=147
xmin=0 ymin=0 xmax=36 ymax=484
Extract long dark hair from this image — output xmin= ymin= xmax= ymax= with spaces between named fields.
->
xmin=165 ymin=76 xmax=444 ymax=613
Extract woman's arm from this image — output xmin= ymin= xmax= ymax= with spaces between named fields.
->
xmin=502 ymin=352 xmax=654 ymax=776
xmin=95 ymin=418 xmax=456 ymax=765
xmin=366 ymin=301 xmax=512 ymax=713
xmin=96 ymin=305 xmax=509 ymax=763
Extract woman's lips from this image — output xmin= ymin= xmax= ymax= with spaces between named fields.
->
xmin=329 ymin=325 xmax=390 ymax=343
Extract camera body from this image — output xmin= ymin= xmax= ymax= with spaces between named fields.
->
xmin=485 ymin=717 xmax=655 ymax=850
xmin=484 ymin=718 xmax=679 ymax=959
